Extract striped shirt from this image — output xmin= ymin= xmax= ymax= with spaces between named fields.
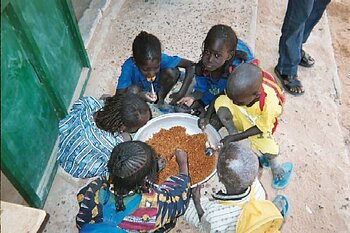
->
xmin=183 ymin=179 xmax=265 ymax=233
xmin=57 ymin=96 xmax=123 ymax=178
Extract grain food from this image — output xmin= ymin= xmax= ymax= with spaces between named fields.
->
xmin=145 ymin=126 xmax=216 ymax=184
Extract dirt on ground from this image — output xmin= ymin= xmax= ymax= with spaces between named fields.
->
xmin=82 ymin=0 xmax=350 ymax=232
xmin=174 ymin=1 xmax=350 ymax=232
xmin=328 ymin=0 xmax=350 ymax=149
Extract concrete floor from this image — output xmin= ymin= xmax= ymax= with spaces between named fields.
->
xmin=42 ymin=0 xmax=349 ymax=232
xmin=43 ymin=0 xmax=258 ymax=232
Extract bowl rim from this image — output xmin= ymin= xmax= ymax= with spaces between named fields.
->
xmin=133 ymin=113 xmax=221 ymax=188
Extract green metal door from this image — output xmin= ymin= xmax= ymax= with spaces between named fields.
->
xmin=1 ymin=0 xmax=90 ymax=208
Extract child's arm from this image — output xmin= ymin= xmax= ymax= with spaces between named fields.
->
xmin=221 ymin=126 xmax=262 ymax=145
xmin=198 ymin=95 xmax=220 ymax=129
xmin=170 ymin=60 xmax=195 ymax=104
xmin=176 ymin=90 xmax=204 ymax=107
xmin=192 ymin=186 xmax=204 ymax=220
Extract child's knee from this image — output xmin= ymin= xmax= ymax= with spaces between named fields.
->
xmin=217 ymin=107 xmax=232 ymax=124
xmin=160 ymin=68 xmax=180 ymax=84
xmin=127 ymin=85 xmax=142 ymax=94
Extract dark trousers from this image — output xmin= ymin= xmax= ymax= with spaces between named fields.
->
xmin=276 ymin=0 xmax=331 ymax=76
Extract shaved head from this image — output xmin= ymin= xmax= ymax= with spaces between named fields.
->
xmin=227 ymin=63 xmax=262 ymax=97
xmin=217 ymin=141 xmax=258 ymax=194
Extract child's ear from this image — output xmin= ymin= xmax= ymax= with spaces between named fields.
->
xmin=227 ymin=50 xmax=235 ymax=60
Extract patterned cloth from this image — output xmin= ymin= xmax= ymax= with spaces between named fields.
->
xmin=57 ymin=97 xmax=124 ymax=178
xmin=184 ymin=179 xmax=265 ymax=233
xmin=194 ymin=39 xmax=254 ymax=106
xmin=214 ymin=83 xmax=282 ymax=154
xmin=76 ymin=174 xmax=191 ymax=232
xmin=116 ymin=53 xmax=181 ymax=92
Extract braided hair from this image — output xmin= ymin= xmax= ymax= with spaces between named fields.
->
xmin=107 ymin=141 xmax=157 ymax=211
xmin=94 ymin=93 xmax=150 ymax=133
xmin=132 ymin=31 xmax=161 ymax=65
xmin=196 ymin=24 xmax=247 ymax=77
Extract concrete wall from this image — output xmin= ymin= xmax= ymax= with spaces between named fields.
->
xmin=1 ymin=171 xmax=28 ymax=206
xmin=71 ymin=0 xmax=92 ymax=21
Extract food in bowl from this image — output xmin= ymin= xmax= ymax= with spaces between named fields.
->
xmin=145 ymin=126 xmax=216 ymax=184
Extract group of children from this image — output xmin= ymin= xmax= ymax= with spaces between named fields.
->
xmin=57 ymin=24 xmax=294 ymax=232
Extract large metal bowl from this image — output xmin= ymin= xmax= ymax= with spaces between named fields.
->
xmin=133 ymin=113 xmax=221 ymax=187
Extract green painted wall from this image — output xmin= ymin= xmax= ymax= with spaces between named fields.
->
xmin=1 ymin=0 xmax=90 ymax=208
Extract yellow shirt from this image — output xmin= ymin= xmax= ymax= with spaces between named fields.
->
xmin=214 ymin=83 xmax=282 ymax=154
xmin=215 ymin=83 xmax=282 ymax=134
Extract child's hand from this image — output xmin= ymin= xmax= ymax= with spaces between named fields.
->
xmin=198 ymin=117 xmax=210 ymax=130
xmin=144 ymin=92 xmax=158 ymax=102
xmin=169 ymin=91 xmax=184 ymax=105
xmin=220 ymin=134 xmax=241 ymax=145
xmin=175 ymin=148 xmax=188 ymax=175
xmin=177 ymin=97 xmax=194 ymax=107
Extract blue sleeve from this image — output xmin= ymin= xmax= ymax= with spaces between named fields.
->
xmin=116 ymin=58 xmax=134 ymax=90
xmin=160 ymin=53 xmax=181 ymax=69
xmin=63 ymin=96 xmax=100 ymax=121
xmin=237 ymin=39 xmax=254 ymax=62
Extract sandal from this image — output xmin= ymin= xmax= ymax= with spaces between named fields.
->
xmin=272 ymin=195 xmax=289 ymax=218
xmin=258 ymin=154 xmax=270 ymax=169
xmin=299 ymin=50 xmax=315 ymax=67
xmin=274 ymin=67 xmax=304 ymax=96
xmin=272 ymin=162 xmax=293 ymax=190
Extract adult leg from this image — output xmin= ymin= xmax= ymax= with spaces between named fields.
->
xmin=299 ymin=0 xmax=331 ymax=67
xmin=157 ymin=68 xmax=180 ymax=105
xmin=276 ymin=0 xmax=314 ymax=94
xmin=302 ymin=0 xmax=331 ymax=43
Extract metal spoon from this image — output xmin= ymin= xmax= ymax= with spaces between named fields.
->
xmin=205 ymin=141 xmax=223 ymax=157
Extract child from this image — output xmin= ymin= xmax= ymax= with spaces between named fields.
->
xmin=176 ymin=24 xmax=254 ymax=130
xmin=57 ymin=93 xmax=151 ymax=178
xmin=184 ymin=142 xmax=289 ymax=232
xmin=215 ymin=63 xmax=293 ymax=189
xmin=76 ymin=141 xmax=191 ymax=232
xmin=116 ymin=31 xmax=195 ymax=110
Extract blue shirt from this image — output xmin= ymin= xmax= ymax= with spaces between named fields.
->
xmin=57 ymin=97 xmax=124 ymax=178
xmin=194 ymin=39 xmax=254 ymax=106
xmin=116 ymin=53 xmax=181 ymax=92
